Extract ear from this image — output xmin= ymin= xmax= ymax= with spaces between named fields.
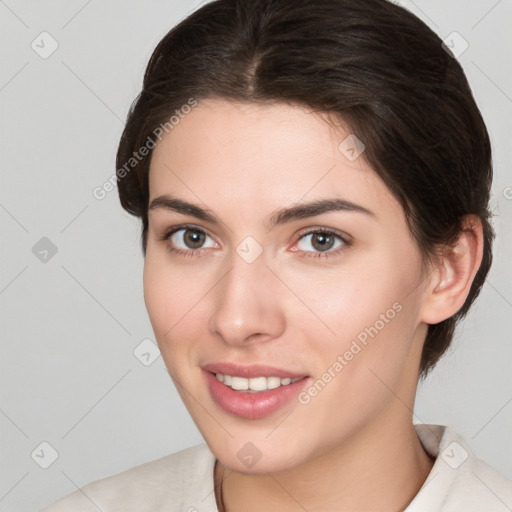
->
xmin=420 ymin=214 xmax=484 ymax=324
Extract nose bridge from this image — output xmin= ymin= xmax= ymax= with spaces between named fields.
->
xmin=208 ymin=246 xmax=284 ymax=345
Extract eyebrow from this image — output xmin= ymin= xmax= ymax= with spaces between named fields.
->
xmin=148 ymin=194 xmax=376 ymax=230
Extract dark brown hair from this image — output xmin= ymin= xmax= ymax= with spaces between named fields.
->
xmin=116 ymin=0 xmax=494 ymax=377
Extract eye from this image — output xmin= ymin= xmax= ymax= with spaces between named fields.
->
xmin=159 ymin=225 xmax=350 ymax=259
xmin=294 ymin=229 xmax=350 ymax=258
xmin=161 ymin=225 xmax=218 ymax=256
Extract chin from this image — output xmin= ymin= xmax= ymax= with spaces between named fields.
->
xmin=205 ymin=433 xmax=309 ymax=475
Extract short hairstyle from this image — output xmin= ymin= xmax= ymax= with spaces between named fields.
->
xmin=116 ymin=0 xmax=494 ymax=377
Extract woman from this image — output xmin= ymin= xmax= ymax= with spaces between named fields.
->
xmin=44 ymin=0 xmax=512 ymax=510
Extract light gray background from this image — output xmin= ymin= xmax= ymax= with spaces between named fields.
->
xmin=1 ymin=1 xmax=511 ymax=510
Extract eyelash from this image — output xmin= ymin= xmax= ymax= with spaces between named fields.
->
xmin=159 ymin=224 xmax=352 ymax=260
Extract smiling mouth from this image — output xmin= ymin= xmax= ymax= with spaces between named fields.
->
xmin=213 ymin=372 xmax=304 ymax=392
xmin=204 ymin=369 xmax=310 ymax=419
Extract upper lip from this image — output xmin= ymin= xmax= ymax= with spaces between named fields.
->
xmin=202 ymin=362 xmax=307 ymax=379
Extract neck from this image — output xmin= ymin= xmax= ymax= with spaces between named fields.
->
xmin=214 ymin=417 xmax=435 ymax=512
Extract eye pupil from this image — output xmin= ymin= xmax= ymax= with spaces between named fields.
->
xmin=184 ymin=229 xmax=205 ymax=249
xmin=312 ymin=233 xmax=334 ymax=252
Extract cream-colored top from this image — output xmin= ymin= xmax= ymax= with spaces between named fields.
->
xmin=42 ymin=424 xmax=512 ymax=511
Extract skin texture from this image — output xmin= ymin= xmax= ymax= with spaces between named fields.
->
xmin=144 ymin=98 xmax=483 ymax=511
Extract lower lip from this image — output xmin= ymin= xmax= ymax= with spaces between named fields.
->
xmin=204 ymin=371 xmax=310 ymax=419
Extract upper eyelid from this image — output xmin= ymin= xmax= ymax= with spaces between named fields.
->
xmin=296 ymin=226 xmax=350 ymax=239
xmin=161 ymin=223 xmax=210 ymax=239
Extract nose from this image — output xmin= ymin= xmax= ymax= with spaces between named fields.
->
xmin=208 ymin=250 xmax=286 ymax=347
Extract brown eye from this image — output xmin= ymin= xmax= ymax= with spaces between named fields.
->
xmin=163 ymin=226 xmax=218 ymax=254
xmin=297 ymin=230 xmax=346 ymax=254
xmin=311 ymin=232 xmax=336 ymax=251
xmin=180 ymin=229 xmax=206 ymax=249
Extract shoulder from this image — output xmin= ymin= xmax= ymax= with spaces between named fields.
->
xmin=41 ymin=443 xmax=217 ymax=512
xmin=410 ymin=424 xmax=512 ymax=512
xmin=444 ymin=453 xmax=512 ymax=510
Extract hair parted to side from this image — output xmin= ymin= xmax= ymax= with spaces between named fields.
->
xmin=116 ymin=0 xmax=494 ymax=377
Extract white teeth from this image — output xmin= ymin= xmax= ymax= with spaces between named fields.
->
xmin=215 ymin=373 xmax=302 ymax=392
xmin=248 ymin=376 xmax=267 ymax=391
xmin=267 ymin=376 xmax=281 ymax=389
xmin=230 ymin=376 xmax=249 ymax=390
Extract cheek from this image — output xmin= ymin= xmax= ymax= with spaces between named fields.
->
xmin=143 ymin=248 xmax=196 ymax=331
xmin=283 ymin=250 xmax=423 ymax=373
xmin=287 ymin=259 xmax=404 ymax=324
xmin=142 ymin=248 xmax=215 ymax=369
xmin=143 ymin=252 xmax=172 ymax=337
xmin=143 ymin=250 xmax=190 ymax=353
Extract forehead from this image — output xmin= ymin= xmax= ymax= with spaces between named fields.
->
xmin=151 ymin=98 xmax=346 ymax=172
xmin=148 ymin=98 xmax=401 ymax=223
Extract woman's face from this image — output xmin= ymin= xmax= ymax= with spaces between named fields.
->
xmin=144 ymin=98 xmax=431 ymax=473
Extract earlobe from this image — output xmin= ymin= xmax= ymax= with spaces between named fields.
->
xmin=420 ymin=215 xmax=484 ymax=325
